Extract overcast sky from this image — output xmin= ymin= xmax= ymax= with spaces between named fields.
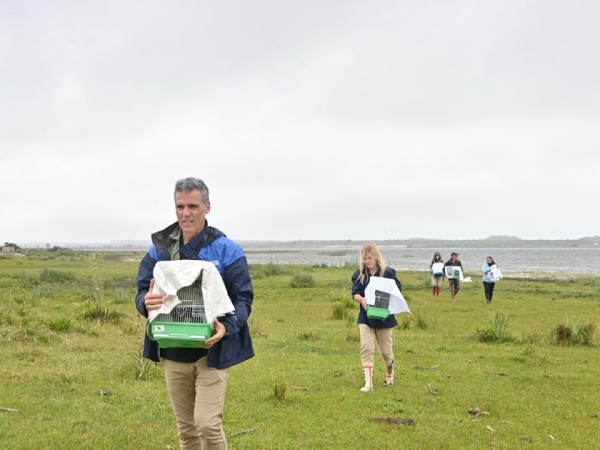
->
xmin=1 ymin=0 xmax=599 ymax=244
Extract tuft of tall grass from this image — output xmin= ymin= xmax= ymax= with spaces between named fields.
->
xmin=273 ymin=378 xmax=287 ymax=402
xmin=132 ymin=345 xmax=157 ymax=381
xmin=520 ymin=329 xmax=543 ymax=343
xmin=19 ymin=272 xmax=40 ymax=287
xmin=297 ymin=330 xmax=319 ymax=341
xmin=474 ymin=313 xmax=515 ymax=343
xmin=289 ymin=273 xmax=315 ymax=288
xmin=48 ymin=317 xmax=73 ymax=333
xmin=331 ymin=294 xmax=354 ymax=321
xmin=39 ymin=269 xmax=76 ymax=283
xmin=0 ymin=311 xmax=16 ymax=326
xmin=8 ymin=323 xmax=44 ymax=343
xmin=249 ymin=262 xmax=287 ymax=279
xmin=398 ymin=314 xmax=412 ymax=329
xmin=550 ymin=317 xmax=595 ymax=346
xmin=419 ymin=271 xmax=432 ymax=287
xmin=82 ymin=301 xmax=122 ymax=323
xmin=412 ymin=312 xmax=431 ymax=330
xmin=521 ymin=342 xmax=537 ymax=357
xmin=331 ymin=304 xmax=350 ymax=320
xmin=112 ymin=288 xmax=129 ymax=304
xmin=26 ymin=286 xmax=50 ymax=304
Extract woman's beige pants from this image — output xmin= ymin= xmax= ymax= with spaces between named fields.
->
xmin=359 ymin=324 xmax=394 ymax=368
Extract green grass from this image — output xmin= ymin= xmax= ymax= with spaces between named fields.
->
xmin=0 ymin=252 xmax=599 ymax=449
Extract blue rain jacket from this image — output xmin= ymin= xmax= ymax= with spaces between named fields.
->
xmin=135 ymin=221 xmax=254 ymax=369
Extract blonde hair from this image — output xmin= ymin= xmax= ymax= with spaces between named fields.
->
xmin=357 ymin=242 xmax=388 ymax=284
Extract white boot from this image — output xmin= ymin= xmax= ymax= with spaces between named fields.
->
xmin=383 ymin=363 xmax=394 ymax=387
xmin=361 ymin=366 xmax=373 ymax=392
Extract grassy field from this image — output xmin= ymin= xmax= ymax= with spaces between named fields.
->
xmin=1 ymin=250 xmax=599 ymax=449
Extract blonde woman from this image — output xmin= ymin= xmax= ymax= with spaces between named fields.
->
xmin=351 ymin=243 xmax=402 ymax=392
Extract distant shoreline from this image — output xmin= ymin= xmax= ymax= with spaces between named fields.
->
xmin=17 ymin=235 xmax=600 ymax=250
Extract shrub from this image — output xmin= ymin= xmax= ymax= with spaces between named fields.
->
xmin=474 ymin=313 xmax=515 ymax=343
xmin=289 ymin=274 xmax=315 ymax=288
xmin=550 ymin=318 xmax=595 ymax=346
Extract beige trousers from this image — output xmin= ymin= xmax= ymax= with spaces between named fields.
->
xmin=163 ymin=357 xmax=229 ymax=450
xmin=431 ymin=275 xmax=443 ymax=287
xmin=359 ymin=324 xmax=394 ymax=368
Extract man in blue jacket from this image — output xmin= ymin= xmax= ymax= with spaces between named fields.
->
xmin=135 ymin=177 xmax=254 ymax=450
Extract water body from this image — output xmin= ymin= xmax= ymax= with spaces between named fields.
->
xmin=241 ymin=243 xmax=600 ymax=276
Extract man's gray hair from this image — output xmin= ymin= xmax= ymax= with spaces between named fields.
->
xmin=174 ymin=177 xmax=210 ymax=203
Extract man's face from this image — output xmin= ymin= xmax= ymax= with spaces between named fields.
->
xmin=175 ymin=189 xmax=210 ymax=243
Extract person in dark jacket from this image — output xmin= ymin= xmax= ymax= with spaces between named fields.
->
xmin=351 ymin=242 xmax=402 ymax=392
xmin=135 ymin=177 xmax=253 ymax=450
xmin=429 ymin=252 xmax=444 ymax=296
xmin=443 ymin=252 xmax=464 ymax=303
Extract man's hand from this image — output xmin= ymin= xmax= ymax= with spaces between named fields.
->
xmin=202 ymin=319 xmax=227 ymax=349
xmin=144 ymin=279 xmax=165 ymax=311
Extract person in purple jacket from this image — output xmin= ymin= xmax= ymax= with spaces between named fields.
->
xmin=135 ymin=177 xmax=253 ymax=450
xmin=351 ymin=242 xmax=402 ymax=392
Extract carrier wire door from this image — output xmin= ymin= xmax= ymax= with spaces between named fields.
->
xmin=367 ymin=289 xmax=391 ymax=320
xmin=149 ymin=272 xmax=215 ymax=348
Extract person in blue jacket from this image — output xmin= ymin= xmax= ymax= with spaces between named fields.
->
xmin=482 ymin=256 xmax=497 ymax=303
xmin=351 ymin=242 xmax=402 ymax=392
xmin=135 ymin=177 xmax=253 ymax=450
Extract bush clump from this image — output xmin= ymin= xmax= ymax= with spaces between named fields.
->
xmin=550 ymin=318 xmax=595 ymax=346
xmin=474 ymin=313 xmax=515 ymax=343
xmin=82 ymin=301 xmax=122 ymax=323
xmin=48 ymin=317 xmax=73 ymax=333
xmin=289 ymin=274 xmax=315 ymax=288
xmin=39 ymin=269 xmax=77 ymax=283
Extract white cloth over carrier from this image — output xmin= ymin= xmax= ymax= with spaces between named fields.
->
xmin=431 ymin=262 xmax=444 ymax=276
xmin=149 ymin=260 xmax=235 ymax=323
xmin=489 ymin=265 xmax=503 ymax=282
xmin=445 ymin=265 xmax=464 ymax=280
xmin=364 ymin=276 xmax=411 ymax=315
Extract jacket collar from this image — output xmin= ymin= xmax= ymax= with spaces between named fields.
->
xmin=151 ymin=221 xmax=224 ymax=260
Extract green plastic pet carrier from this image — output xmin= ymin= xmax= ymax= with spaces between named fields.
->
xmin=148 ymin=273 xmax=215 ymax=348
xmin=366 ymin=289 xmax=391 ymax=320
